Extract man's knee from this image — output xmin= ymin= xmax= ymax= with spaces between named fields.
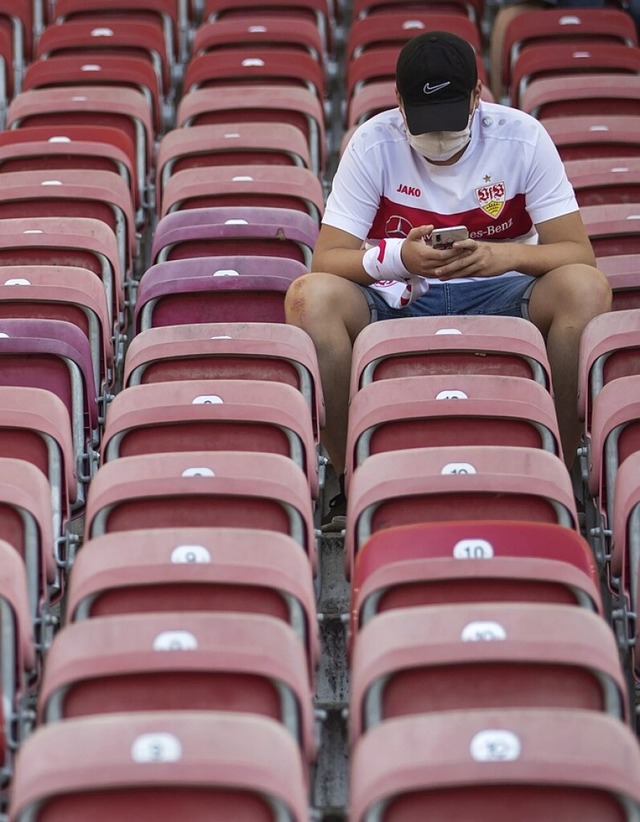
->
xmin=285 ymin=272 xmax=370 ymax=330
xmin=530 ymin=264 xmax=612 ymax=327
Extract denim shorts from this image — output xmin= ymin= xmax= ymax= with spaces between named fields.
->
xmin=359 ymin=275 xmax=537 ymax=324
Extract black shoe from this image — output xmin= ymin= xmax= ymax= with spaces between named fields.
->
xmin=321 ymin=473 xmax=347 ymax=534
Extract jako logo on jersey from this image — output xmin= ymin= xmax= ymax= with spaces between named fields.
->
xmin=385 ymin=215 xmax=413 ymax=237
xmin=476 ymin=180 xmax=506 ymax=219
xmin=396 ymin=184 xmax=421 ymax=197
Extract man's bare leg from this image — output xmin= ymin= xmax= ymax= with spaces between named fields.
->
xmin=285 ymin=272 xmax=372 ymax=477
xmin=527 ymin=264 xmax=612 ymax=467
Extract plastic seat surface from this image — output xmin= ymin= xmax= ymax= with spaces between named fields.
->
xmin=521 ymin=72 xmax=640 ymax=119
xmin=350 ymin=708 xmax=640 ymax=821
xmin=9 ymin=711 xmax=311 ymax=821
xmin=344 ymin=445 xmax=578 ymax=578
xmin=65 ymin=526 xmax=319 ymax=670
xmin=134 ymin=255 xmax=307 ymax=329
xmin=124 ymin=321 xmax=325 ymax=437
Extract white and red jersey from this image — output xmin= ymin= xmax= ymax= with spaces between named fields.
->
xmin=323 ymin=100 xmax=579 ymax=285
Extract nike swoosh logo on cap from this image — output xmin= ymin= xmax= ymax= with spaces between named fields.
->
xmin=423 ymin=81 xmax=451 ymax=94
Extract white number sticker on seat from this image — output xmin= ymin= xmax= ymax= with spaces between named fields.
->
xmin=461 ymin=621 xmax=507 ymax=642
xmin=453 ymin=539 xmax=494 ymax=559
xmin=441 ymin=462 xmax=476 ymax=474
xmin=131 ymin=733 xmax=182 ymax=763
xmin=171 ymin=545 xmax=211 ymax=564
xmin=153 ymin=631 xmax=198 ymax=651
xmin=470 ymin=730 xmax=521 ymax=762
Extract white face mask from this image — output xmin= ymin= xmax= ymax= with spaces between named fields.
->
xmin=408 ymin=113 xmax=473 ymax=162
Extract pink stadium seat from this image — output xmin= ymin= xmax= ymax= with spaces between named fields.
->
xmin=35 ymin=19 xmax=171 ymax=97
xmin=349 ymin=602 xmax=627 ymax=746
xmin=581 ymin=202 xmax=640 ymax=256
xmin=0 ymin=318 xmax=100 ymax=472
xmin=0 ymin=538 xmax=36 ymax=788
xmin=84 ymin=451 xmax=318 ymax=572
xmin=352 ymin=0 xmax=482 ymax=25
xmin=37 ymin=611 xmax=317 ymax=762
xmin=521 ymin=72 xmax=640 ymax=119
xmin=158 ymin=164 xmax=324 ymax=222
xmin=350 ymin=708 xmax=640 ymax=820
xmin=150 ymin=206 xmax=318 ymax=267
xmin=0 ymin=169 xmax=136 ymax=279
xmin=100 ymin=379 xmax=320 ymax=498
xmin=0 ymin=385 xmax=77 ymax=529
xmin=0 ymin=125 xmax=138 ymax=218
xmin=543 ymin=115 xmax=640 ymax=162
xmin=123 ymin=322 xmax=325 ymax=439
xmin=345 ymin=373 xmax=562 ymax=482
xmin=596 ymin=254 xmax=640 ymax=311
xmin=344 ymin=445 xmax=578 ymax=578
xmin=9 ymin=711 xmax=311 ymax=821
xmin=191 ymin=17 xmax=324 ymax=65
xmin=182 ymin=48 xmax=325 ymax=100
xmin=0 ymin=456 xmax=56 ymax=641
xmin=0 ymin=264 xmax=114 ymax=394
xmin=500 ymin=7 xmax=637 ymax=103
xmin=563 ymin=156 xmax=640 ymax=206
xmin=176 ymin=85 xmax=326 ymax=175
xmin=350 ymin=314 xmax=553 ymax=399
xmin=0 ymin=216 xmax=123 ymax=335
xmin=346 ymin=11 xmax=481 ymax=63
xmin=202 ymin=0 xmax=333 ymax=56
xmin=6 ymin=86 xmax=154 ymax=213
xmin=0 ymin=0 xmax=33 ymax=94
xmin=134 ymin=256 xmax=307 ymax=328
xmin=22 ymin=53 xmax=165 ymax=136
xmin=511 ymin=41 xmax=640 ymax=108
xmin=156 ymin=123 xmax=313 ymax=212
xmin=351 ymin=520 xmax=602 ymax=640
xmin=65 ymin=527 xmax=319 ymax=671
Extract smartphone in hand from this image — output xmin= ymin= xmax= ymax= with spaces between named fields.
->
xmin=431 ymin=225 xmax=469 ymax=249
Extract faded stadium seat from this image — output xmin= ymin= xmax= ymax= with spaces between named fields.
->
xmin=564 ymin=156 xmax=640 ymax=206
xmin=100 ymin=379 xmax=320 ymax=498
xmin=596 ymin=254 xmax=640 ymax=311
xmin=123 ymin=322 xmax=325 ymax=440
xmin=37 ymin=611 xmax=317 ymax=762
xmin=134 ymin=256 xmax=308 ymax=328
xmin=543 ymin=115 xmax=640 ymax=162
xmin=349 ymin=602 xmax=627 ymax=746
xmin=344 ymin=445 xmax=578 ymax=578
xmin=350 ymin=520 xmax=603 ymax=641
xmin=581 ymin=202 xmax=640 ymax=256
xmin=65 ymin=527 xmax=319 ymax=671
xmin=9 ymin=711 xmax=312 ymax=821
xmin=350 ymin=708 xmax=640 ymax=820
xmin=521 ymin=73 xmax=640 ymax=119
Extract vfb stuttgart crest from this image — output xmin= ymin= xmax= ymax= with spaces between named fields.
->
xmin=476 ymin=181 xmax=505 ymax=219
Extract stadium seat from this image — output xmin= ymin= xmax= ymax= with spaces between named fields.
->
xmin=123 ymin=322 xmax=325 ymax=439
xmin=150 ymin=206 xmax=318 ymax=267
xmin=581 ymin=202 xmax=640 ymax=256
xmin=351 ymin=520 xmax=603 ymax=640
xmin=564 ymin=156 xmax=640 ymax=206
xmin=351 ymin=0 xmax=482 ymax=25
xmin=37 ymin=611 xmax=317 ymax=761
xmin=0 ymin=456 xmax=57 ymax=640
xmin=596 ymin=254 xmax=640 ymax=310
xmin=349 ymin=708 xmax=640 ymax=820
xmin=158 ymin=164 xmax=324 ymax=222
xmin=499 ymin=7 xmax=637 ymax=103
xmin=344 ymin=444 xmax=578 ymax=578
xmin=345 ymin=373 xmax=563 ymax=482
xmin=9 ymin=711 xmax=312 ymax=821
xmin=134 ymin=256 xmax=308 ymax=328
xmin=511 ymin=41 xmax=640 ymax=108
xmin=65 ymin=526 xmax=319 ymax=671
xmin=350 ymin=314 xmax=553 ymax=399
xmin=84 ymin=451 xmax=318 ymax=572
xmin=182 ymin=48 xmax=326 ymax=100
xmin=543 ymin=115 xmax=640 ymax=162
xmin=0 ymin=216 xmax=123 ymax=350
xmin=0 ymin=538 xmax=36 ymax=788
xmin=100 ymin=379 xmax=320 ymax=498
xmin=349 ymin=602 xmax=628 ymax=746
xmin=521 ymin=72 xmax=640 ymax=119
xmin=0 ymin=385 xmax=77 ymax=530
xmin=176 ymin=85 xmax=326 ymax=176
xmin=5 ymin=86 xmax=154 ymax=215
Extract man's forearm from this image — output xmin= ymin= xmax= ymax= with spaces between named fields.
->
xmin=505 ymin=239 xmax=597 ymax=277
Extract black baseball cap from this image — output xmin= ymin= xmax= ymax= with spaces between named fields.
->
xmin=396 ymin=31 xmax=478 ymax=135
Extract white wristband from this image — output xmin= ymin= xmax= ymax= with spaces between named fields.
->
xmin=362 ymin=238 xmax=411 ymax=282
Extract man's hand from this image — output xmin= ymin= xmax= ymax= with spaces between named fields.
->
xmin=401 ymin=226 xmax=514 ymax=280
